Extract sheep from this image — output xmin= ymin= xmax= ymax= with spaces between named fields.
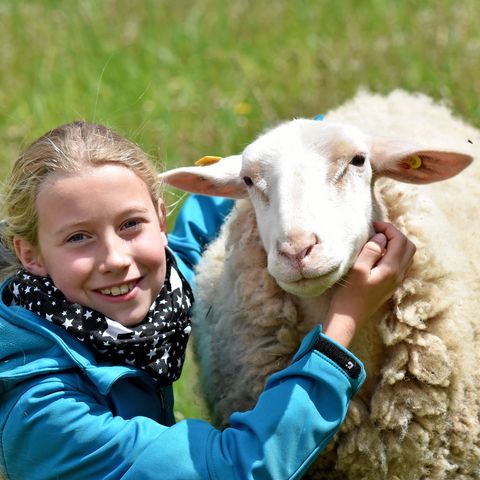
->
xmin=160 ymin=90 xmax=480 ymax=479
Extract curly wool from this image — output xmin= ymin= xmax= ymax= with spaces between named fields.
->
xmin=192 ymin=90 xmax=480 ymax=479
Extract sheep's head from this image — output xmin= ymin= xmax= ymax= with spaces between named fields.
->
xmin=160 ymin=119 xmax=472 ymax=298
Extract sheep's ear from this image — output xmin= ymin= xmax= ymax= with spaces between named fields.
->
xmin=159 ymin=155 xmax=247 ymax=198
xmin=370 ymin=137 xmax=473 ymax=184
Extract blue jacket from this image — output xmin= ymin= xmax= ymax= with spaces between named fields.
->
xmin=0 ymin=195 xmax=365 ymax=480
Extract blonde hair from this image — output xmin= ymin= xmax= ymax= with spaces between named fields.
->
xmin=1 ymin=121 xmax=161 ymax=255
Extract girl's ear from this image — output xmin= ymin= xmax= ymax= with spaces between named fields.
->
xmin=370 ymin=136 xmax=473 ymax=184
xmin=13 ymin=237 xmax=48 ymax=276
xmin=159 ymin=155 xmax=247 ymax=198
xmin=156 ymin=199 xmax=168 ymax=244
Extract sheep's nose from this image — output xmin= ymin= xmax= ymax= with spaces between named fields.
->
xmin=277 ymin=231 xmax=319 ymax=264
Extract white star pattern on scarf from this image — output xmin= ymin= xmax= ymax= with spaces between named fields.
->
xmin=63 ymin=318 xmax=73 ymax=328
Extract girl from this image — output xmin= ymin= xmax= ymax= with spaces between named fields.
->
xmin=0 ymin=121 xmax=415 ymax=479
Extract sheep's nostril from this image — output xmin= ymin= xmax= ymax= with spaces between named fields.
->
xmin=303 ymin=244 xmax=314 ymax=259
xmin=278 ymin=232 xmax=319 ymax=264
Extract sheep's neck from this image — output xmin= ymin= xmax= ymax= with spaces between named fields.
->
xmin=293 ymin=283 xmax=387 ymax=400
xmin=292 ymin=287 xmax=335 ymax=332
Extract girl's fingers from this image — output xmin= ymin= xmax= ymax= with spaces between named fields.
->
xmin=369 ymin=232 xmax=388 ymax=251
xmin=372 ymin=222 xmax=416 ymax=280
xmin=350 ymin=233 xmax=387 ymax=273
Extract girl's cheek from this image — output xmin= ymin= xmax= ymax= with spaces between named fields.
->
xmin=68 ymin=257 xmax=96 ymax=274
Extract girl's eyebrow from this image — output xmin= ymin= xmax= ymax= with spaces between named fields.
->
xmin=53 ymin=221 xmax=92 ymax=238
xmin=53 ymin=206 xmax=151 ymax=237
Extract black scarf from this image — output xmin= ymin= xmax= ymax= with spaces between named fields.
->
xmin=8 ymin=248 xmax=193 ymax=386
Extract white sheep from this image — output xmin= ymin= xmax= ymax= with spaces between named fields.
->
xmin=161 ymin=90 xmax=480 ymax=479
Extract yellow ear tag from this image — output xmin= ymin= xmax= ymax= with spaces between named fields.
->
xmin=195 ymin=155 xmax=222 ymax=166
xmin=406 ymin=155 xmax=422 ymax=169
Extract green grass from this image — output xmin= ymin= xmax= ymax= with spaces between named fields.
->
xmin=1 ymin=0 xmax=480 ymax=420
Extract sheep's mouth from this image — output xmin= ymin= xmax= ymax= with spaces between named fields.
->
xmin=277 ymin=267 xmax=341 ymax=298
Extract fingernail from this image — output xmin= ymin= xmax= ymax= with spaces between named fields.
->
xmin=371 ymin=233 xmax=387 ymax=248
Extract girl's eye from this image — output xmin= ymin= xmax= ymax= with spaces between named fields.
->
xmin=122 ymin=219 xmax=142 ymax=231
xmin=350 ymin=154 xmax=366 ymax=167
xmin=66 ymin=233 xmax=88 ymax=243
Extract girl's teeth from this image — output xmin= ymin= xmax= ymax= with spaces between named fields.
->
xmin=101 ymin=282 xmax=134 ymax=296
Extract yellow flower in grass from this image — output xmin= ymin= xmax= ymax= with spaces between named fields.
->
xmin=235 ymin=101 xmax=252 ymax=116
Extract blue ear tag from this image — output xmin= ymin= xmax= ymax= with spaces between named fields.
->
xmin=313 ymin=114 xmax=324 ymax=121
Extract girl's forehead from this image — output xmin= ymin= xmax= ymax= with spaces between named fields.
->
xmin=36 ymin=164 xmax=154 ymax=211
xmin=39 ymin=164 xmax=142 ymax=190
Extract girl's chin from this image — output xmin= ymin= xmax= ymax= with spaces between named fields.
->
xmin=89 ymin=303 xmax=150 ymax=327
xmin=106 ymin=309 xmax=148 ymax=327
xmin=91 ymin=288 xmax=151 ymax=326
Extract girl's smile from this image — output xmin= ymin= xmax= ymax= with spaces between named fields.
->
xmin=97 ymin=279 xmax=139 ymax=297
xmin=15 ymin=164 xmax=168 ymax=326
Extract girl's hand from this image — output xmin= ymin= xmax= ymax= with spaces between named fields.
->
xmin=323 ymin=221 xmax=416 ymax=348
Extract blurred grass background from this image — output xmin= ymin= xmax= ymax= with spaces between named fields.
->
xmin=1 ymin=0 xmax=479 ymax=420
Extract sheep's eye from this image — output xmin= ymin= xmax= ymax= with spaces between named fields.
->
xmin=351 ymin=154 xmax=366 ymax=167
xmin=243 ymin=176 xmax=254 ymax=187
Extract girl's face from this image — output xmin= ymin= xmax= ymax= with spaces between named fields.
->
xmin=16 ymin=164 xmax=168 ymax=327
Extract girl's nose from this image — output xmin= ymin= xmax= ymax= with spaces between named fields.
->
xmin=98 ymin=234 xmax=131 ymax=273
